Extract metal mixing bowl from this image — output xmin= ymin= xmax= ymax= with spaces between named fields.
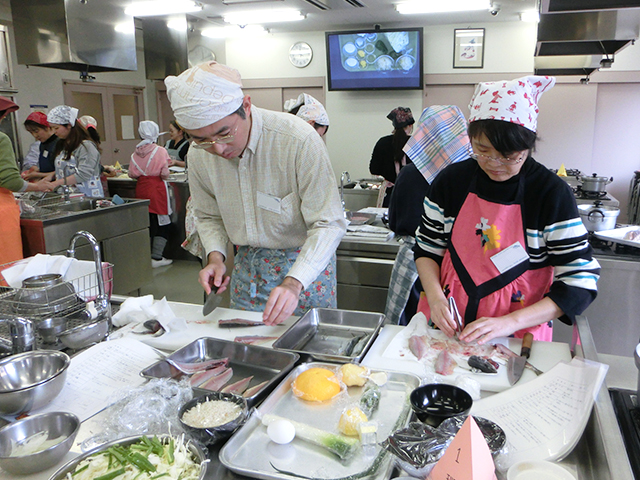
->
xmin=13 ymin=274 xmax=77 ymax=317
xmin=36 ymin=317 xmax=68 ymax=344
xmin=0 ymin=351 xmax=70 ymax=415
xmin=0 ymin=412 xmax=80 ymax=475
xmin=58 ymin=317 xmax=110 ymax=350
xmin=49 ymin=434 xmax=208 ymax=480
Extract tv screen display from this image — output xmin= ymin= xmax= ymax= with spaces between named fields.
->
xmin=326 ymin=28 xmax=423 ymax=91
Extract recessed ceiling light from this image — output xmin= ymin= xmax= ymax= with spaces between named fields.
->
xmin=223 ymin=8 xmax=304 ymax=24
xmin=396 ymin=0 xmax=491 ymax=14
xmin=125 ymin=0 xmax=203 ymax=17
xmin=520 ymin=10 xmax=540 ymax=22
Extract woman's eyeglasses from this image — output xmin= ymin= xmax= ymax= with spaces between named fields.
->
xmin=469 ymin=151 xmax=525 ymax=165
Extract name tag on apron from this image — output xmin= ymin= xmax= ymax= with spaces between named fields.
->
xmin=257 ymin=191 xmax=281 ymax=214
xmin=490 ymin=241 xmax=529 ymax=274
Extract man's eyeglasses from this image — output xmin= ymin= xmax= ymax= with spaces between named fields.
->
xmin=190 ymin=124 xmax=239 ymax=149
xmin=469 ymin=151 xmax=525 ymax=166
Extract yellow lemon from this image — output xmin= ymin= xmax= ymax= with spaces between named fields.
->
xmin=338 ymin=407 xmax=368 ymax=436
xmin=292 ymin=368 xmax=341 ymax=402
xmin=339 ymin=363 xmax=368 ymax=387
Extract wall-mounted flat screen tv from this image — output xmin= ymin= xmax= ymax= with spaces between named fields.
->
xmin=325 ymin=27 xmax=423 ymax=91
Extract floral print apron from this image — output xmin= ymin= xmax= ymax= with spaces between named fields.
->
xmin=230 ymin=246 xmax=337 ymax=315
xmin=54 ymin=154 xmax=103 ymax=198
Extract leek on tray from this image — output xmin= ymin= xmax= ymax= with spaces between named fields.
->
xmin=262 ymin=414 xmax=360 ymax=460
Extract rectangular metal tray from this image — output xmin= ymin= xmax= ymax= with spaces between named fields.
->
xmin=219 ymin=362 xmax=419 ymax=480
xmin=272 ymin=308 xmax=385 ymax=363
xmin=594 ymin=226 xmax=640 ymax=249
xmin=140 ymin=337 xmax=299 ymax=408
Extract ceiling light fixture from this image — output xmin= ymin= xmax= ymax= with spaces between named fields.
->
xmin=395 ymin=0 xmax=491 ymax=14
xmin=201 ymin=25 xmax=268 ymax=38
xmin=520 ymin=10 xmax=540 ymax=22
xmin=125 ymin=0 xmax=203 ymax=17
xmin=167 ymin=18 xmax=188 ymax=31
xmin=222 ymin=8 xmax=304 ymax=24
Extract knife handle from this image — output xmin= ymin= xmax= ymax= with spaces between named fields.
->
xmin=521 ymin=332 xmax=533 ymax=359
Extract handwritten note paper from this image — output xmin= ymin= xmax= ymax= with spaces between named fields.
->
xmin=471 ymin=357 xmax=608 ymax=468
xmin=38 ymin=338 xmax=160 ymax=421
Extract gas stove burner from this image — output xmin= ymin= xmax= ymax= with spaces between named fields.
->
xmin=575 ymin=190 xmax=610 ymax=200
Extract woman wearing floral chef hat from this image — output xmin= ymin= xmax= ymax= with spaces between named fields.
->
xmin=285 ymin=93 xmax=330 ymax=137
xmin=414 ymin=76 xmax=600 ymax=343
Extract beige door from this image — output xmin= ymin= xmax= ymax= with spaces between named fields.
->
xmin=63 ymin=81 xmax=145 ymax=165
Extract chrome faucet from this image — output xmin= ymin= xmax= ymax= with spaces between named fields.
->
xmin=340 ymin=171 xmax=351 ymax=215
xmin=0 ymin=317 xmax=35 ymax=355
xmin=67 ymin=231 xmax=110 ymax=321
xmin=61 ymin=164 xmax=75 ymax=202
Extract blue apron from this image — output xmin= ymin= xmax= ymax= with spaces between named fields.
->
xmin=230 ymin=246 xmax=337 ymax=315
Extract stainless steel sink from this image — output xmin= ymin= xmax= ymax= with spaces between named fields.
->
xmin=48 ymin=199 xmax=99 ymax=213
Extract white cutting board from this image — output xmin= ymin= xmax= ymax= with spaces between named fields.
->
xmin=112 ymin=302 xmax=296 ymax=351
xmin=362 ymin=324 xmax=571 ymax=393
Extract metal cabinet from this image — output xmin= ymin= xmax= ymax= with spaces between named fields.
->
xmin=336 ymin=238 xmax=398 ymax=313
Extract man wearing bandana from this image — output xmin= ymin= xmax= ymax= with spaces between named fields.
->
xmin=165 ymin=62 xmax=346 ymax=325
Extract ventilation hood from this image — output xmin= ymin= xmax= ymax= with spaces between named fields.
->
xmin=535 ymin=0 xmax=640 ymax=75
xmin=10 ymin=0 xmax=137 ymax=73
xmin=141 ymin=15 xmax=188 ymax=80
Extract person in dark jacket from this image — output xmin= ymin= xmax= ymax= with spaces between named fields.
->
xmin=369 ymin=107 xmax=414 ymax=207
xmin=22 ymin=111 xmax=58 ymax=180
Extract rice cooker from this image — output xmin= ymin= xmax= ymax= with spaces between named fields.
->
xmin=579 ymin=173 xmax=613 ymax=194
xmin=578 ymin=202 xmax=620 ymax=232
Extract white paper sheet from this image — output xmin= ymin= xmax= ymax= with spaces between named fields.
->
xmin=36 ymin=338 xmax=160 ymax=421
xmin=471 ymin=357 xmax=608 ymax=468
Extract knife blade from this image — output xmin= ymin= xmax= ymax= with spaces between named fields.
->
xmin=202 ymin=286 xmax=223 ymax=316
xmin=507 ymin=332 xmax=533 ymax=386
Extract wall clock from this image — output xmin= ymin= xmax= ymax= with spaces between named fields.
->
xmin=289 ymin=42 xmax=313 ymax=68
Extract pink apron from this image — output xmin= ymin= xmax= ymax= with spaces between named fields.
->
xmin=435 ymin=169 xmax=553 ymax=341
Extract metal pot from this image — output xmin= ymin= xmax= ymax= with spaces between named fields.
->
xmin=578 ymin=203 xmax=620 ymax=232
xmin=579 ymin=173 xmax=613 ymax=193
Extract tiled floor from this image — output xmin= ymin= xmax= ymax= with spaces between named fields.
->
xmin=138 ymin=259 xmax=205 ymax=305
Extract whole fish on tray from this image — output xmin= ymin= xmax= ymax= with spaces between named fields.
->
xmin=219 ymin=318 xmax=267 ymax=328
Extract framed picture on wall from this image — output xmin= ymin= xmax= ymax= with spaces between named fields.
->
xmin=453 ymin=28 xmax=485 ymax=68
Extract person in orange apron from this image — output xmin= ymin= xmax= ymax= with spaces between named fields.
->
xmin=0 ymin=97 xmax=54 ymax=265
xmin=414 ymin=76 xmax=600 ymax=344
xmin=128 ymin=120 xmax=173 ymax=268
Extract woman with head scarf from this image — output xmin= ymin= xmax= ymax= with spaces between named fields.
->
xmin=385 ymin=105 xmax=470 ymax=325
xmin=414 ymin=76 xmax=600 ymax=343
xmin=165 ymin=120 xmax=190 ymax=168
xmin=285 ymin=93 xmax=330 ymax=137
xmin=21 ymin=111 xmax=58 ymax=180
xmin=44 ymin=105 xmax=103 ymax=198
xmin=0 ymin=98 xmax=53 ymax=264
xmin=129 ymin=120 xmax=173 ymax=268
xmin=369 ymin=106 xmax=415 ymax=207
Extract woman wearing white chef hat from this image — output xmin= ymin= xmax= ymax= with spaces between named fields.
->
xmin=414 ymin=76 xmax=600 ymax=343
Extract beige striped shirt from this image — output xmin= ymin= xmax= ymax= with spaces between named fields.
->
xmin=189 ymin=106 xmax=347 ymax=288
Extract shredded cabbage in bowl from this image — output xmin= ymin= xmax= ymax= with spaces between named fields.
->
xmin=65 ymin=435 xmax=202 ymax=480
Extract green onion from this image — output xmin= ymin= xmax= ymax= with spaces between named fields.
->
xmin=167 ymin=438 xmax=175 ymax=465
xmin=94 ymin=467 xmax=126 ymax=480
xmin=128 ymin=452 xmax=156 ymax=473
xmin=71 ymin=464 xmax=89 ymax=476
xmin=151 ymin=473 xmax=170 ymax=479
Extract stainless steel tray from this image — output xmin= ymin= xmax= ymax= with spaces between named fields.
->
xmin=219 ymin=362 xmax=419 ymax=480
xmin=140 ymin=337 xmax=299 ymax=408
xmin=272 ymin=308 xmax=385 ymax=363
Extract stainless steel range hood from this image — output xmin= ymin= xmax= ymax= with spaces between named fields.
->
xmin=10 ymin=0 xmax=137 ymax=73
xmin=141 ymin=15 xmax=188 ymax=80
xmin=535 ymin=0 xmax=640 ymax=76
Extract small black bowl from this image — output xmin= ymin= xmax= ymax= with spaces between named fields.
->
xmin=410 ymin=384 xmax=473 ymax=427
xmin=178 ymin=392 xmax=248 ymax=446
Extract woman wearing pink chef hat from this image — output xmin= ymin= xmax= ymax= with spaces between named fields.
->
xmin=414 ymin=76 xmax=600 ymax=344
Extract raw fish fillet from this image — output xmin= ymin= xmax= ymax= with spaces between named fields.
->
xmin=234 ymin=335 xmax=279 ymax=345
xmin=408 ymin=335 xmax=429 ymax=360
xmin=189 ymin=364 xmax=228 ymax=387
xmin=219 ymin=318 xmax=266 ymax=328
xmin=166 ymin=357 xmax=228 ymax=374
xmin=243 ymin=380 xmax=269 ymax=398
xmin=221 ymin=375 xmax=254 ymax=394
xmin=199 ymin=367 xmax=233 ymax=391
xmin=435 ymin=350 xmax=457 ymax=376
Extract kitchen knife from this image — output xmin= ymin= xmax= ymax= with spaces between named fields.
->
xmin=507 ymin=332 xmax=533 ymax=386
xmin=202 ymin=286 xmax=223 ymax=316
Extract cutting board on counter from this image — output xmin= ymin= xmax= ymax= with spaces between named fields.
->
xmin=113 ymin=303 xmax=296 ymax=351
xmin=362 ymin=324 xmax=572 ymax=393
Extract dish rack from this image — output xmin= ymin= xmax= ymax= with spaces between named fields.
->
xmin=0 ymin=233 xmax=114 ymax=351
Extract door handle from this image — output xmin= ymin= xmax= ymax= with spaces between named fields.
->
xmin=113 ymin=148 xmax=119 ymax=153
